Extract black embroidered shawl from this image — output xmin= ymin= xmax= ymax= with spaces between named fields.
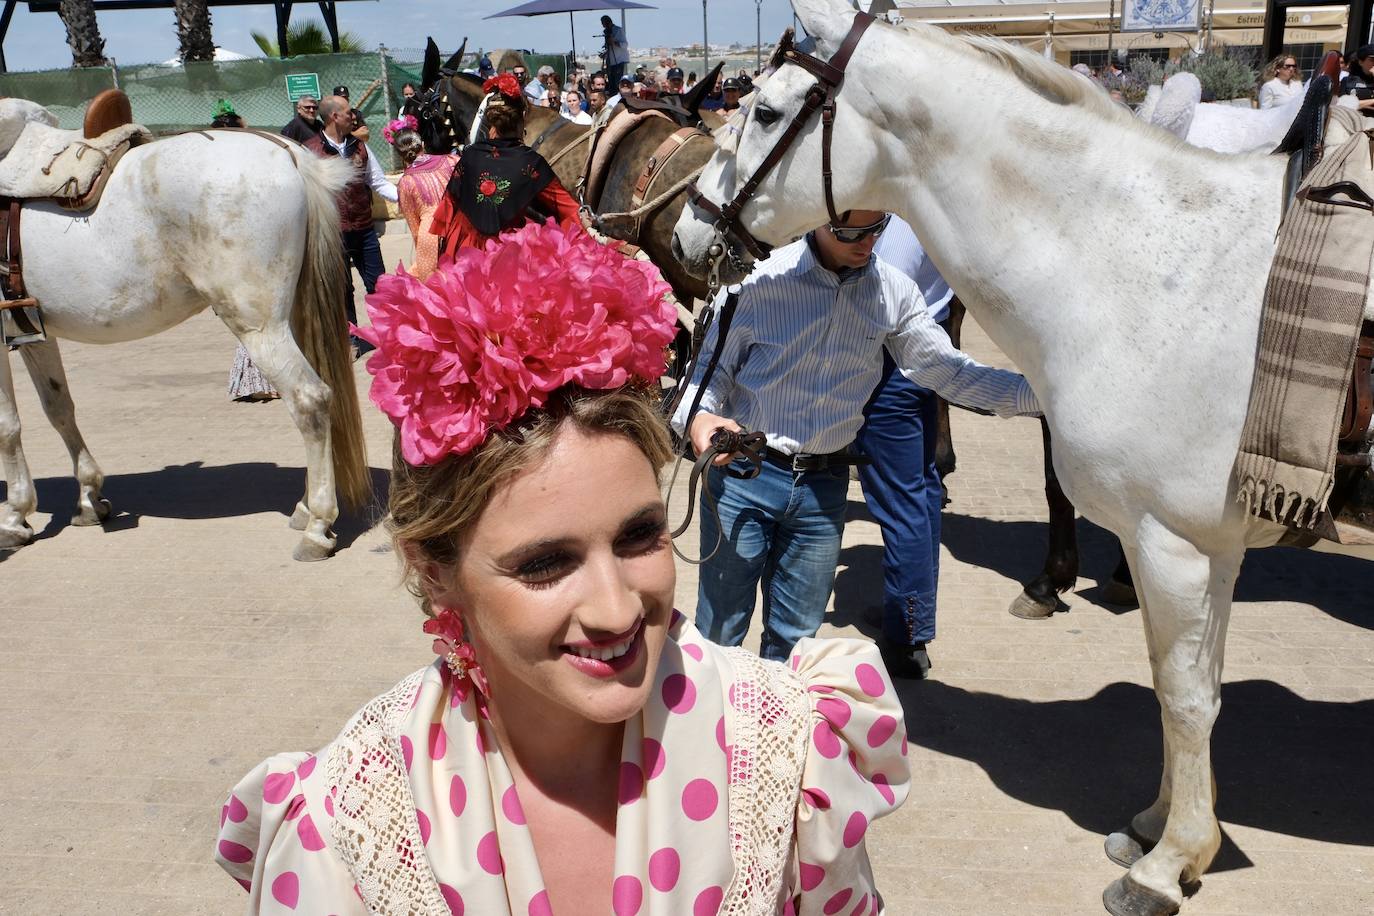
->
xmin=449 ymin=139 xmax=556 ymax=237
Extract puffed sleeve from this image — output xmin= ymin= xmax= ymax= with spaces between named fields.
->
xmin=215 ymin=751 xmax=366 ymax=914
xmin=788 ymin=638 xmax=911 ymax=916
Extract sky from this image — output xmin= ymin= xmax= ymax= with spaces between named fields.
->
xmin=3 ymin=0 xmax=806 ymax=72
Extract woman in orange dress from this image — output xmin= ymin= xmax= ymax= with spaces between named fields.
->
xmin=386 ymin=115 xmax=458 ymax=280
xmin=429 ymin=74 xmax=582 ymax=255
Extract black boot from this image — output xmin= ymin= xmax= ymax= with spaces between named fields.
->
xmin=881 ymin=640 xmax=931 ymax=680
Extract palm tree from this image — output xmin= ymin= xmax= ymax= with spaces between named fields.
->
xmin=58 ymin=0 xmax=108 ymax=67
xmin=174 ymin=0 xmax=215 ymax=63
xmin=251 ymin=21 xmax=365 ymax=58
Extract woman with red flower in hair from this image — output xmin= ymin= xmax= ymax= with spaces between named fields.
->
xmin=429 ymin=73 xmax=583 ymax=253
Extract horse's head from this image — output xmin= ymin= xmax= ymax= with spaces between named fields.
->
xmin=671 ymin=0 xmax=889 ymax=284
xmin=407 ymin=36 xmax=481 ymax=154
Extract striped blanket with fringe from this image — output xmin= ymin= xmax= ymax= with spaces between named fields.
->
xmin=1236 ymin=120 xmax=1373 ymax=528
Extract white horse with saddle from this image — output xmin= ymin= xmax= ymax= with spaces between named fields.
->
xmin=0 ymin=92 xmax=367 ymax=561
xmin=671 ymin=2 xmax=1373 ymax=913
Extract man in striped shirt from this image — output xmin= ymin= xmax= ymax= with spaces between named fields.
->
xmin=672 ymin=209 xmax=1039 ymax=663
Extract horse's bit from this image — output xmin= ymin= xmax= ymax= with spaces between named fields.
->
xmin=687 ymin=12 xmax=876 ymax=276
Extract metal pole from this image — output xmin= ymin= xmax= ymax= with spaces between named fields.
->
xmin=1107 ymin=0 xmax=1116 ymax=67
xmin=756 ymin=0 xmax=763 ymax=74
xmin=569 ymin=11 xmax=577 ymax=74
xmin=703 ymin=0 xmax=709 ymax=81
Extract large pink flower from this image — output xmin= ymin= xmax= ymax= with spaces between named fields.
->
xmin=355 ymin=219 xmax=675 ymax=466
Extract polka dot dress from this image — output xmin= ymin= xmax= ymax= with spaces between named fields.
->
xmin=216 ymin=615 xmax=910 ymax=914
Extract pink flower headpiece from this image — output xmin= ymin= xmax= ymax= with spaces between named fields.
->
xmin=383 ymin=113 xmax=419 ymax=144
xmin=355 ymin=219 xmax=676 ymax=466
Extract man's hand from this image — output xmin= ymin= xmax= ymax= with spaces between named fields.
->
xmin=689 ymin=411 xmax=744 ymax=466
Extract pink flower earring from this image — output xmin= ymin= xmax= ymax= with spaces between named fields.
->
xmin=423 ymin=608 xmax=489 ymax=701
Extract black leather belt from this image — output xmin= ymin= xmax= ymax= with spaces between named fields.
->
xmin=763 ymin=446 xmax=871 ymax=473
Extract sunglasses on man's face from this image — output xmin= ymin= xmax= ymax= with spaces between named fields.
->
xmin=300 ymin=104 xmax=318 ymax=111
xmin=828 ymin=214 xmax=891 ymax=244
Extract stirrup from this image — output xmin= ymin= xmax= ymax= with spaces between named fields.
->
xmin=0 ymin=298 xmax=46 ymax=347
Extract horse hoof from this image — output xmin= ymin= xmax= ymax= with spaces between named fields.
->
xmin=1009 ymin=591 xmax=1065 ymax=619
xmin=1105 ymin=827 xmax=1156 ymax=868
xmin=293 ymin=536 xmax=335 ymax=562
xmin=72 ymin=498 xmax=111 ymax=527
xmin=1102 ymin=579 xmax=1139 ymax=608
xmin=1103 ymin=875 xmax=1180 ymax=916
xmin=288 ymin=502 xmax=310 ymax=532
xmin=0 ymin=523 xmax=34 ymax=549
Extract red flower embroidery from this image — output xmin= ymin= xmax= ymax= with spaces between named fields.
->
xmin=479 ymin=178 xmax=498 ymax=197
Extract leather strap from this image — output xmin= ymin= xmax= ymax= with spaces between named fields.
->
xmin=528 ymin=117 xmax=568 ymax=153
xmin=1341 ymin=319 xmax=1374 ymax=444
xmin=6 ymin=199 xmax=24 ymax=299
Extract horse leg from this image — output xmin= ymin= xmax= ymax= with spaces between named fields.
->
xmin=17 ymin=339 xmax=108 ymax=526
xmin=1009 ymin=418 xmax=1079 ymax=619
xmin=0 ymin=347 xmax=36 ymax=547
xmin=933 ymin=301 xmax=965 ymax=481
xmin=235 ymin=325 xmax=340 ymax=562
xmin=1102 ymin=540 xmax=1140 ymax=607
xmin=1102 ymin=522 xmax=1240 ymax=916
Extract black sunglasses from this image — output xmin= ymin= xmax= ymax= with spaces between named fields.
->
xmin=828 ymin=214 xmax=891 ymax=244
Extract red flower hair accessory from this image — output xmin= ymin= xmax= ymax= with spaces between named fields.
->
xmin=355 ymin=219 xmax=676 ymax=466
xmin=483 ymin=73 xmax=523 ymax=101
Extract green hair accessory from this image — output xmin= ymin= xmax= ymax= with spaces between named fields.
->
xmin=213 ymin=98 xmax=237 ymax=119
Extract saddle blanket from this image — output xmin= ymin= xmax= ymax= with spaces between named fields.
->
xmin=1236 ymin=109 xmax=1373 ymax=528
xmin=0 ymin=120 xmax=151 ymax=202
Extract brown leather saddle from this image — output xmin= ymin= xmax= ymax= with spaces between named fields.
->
xmin=0 ymin=89 xmax=137 ymax=345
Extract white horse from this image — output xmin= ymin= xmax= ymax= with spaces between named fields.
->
xmin=1136 ymin=72 xmax=1307 ymax=153
xmin=671 ymin=2 xmax=1374 ymax=913
xmin=0 ymin=124 xmax=368 ymax=561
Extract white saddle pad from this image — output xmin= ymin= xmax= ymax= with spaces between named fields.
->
xmin=0 ymin=120 xmax=152 ymax=200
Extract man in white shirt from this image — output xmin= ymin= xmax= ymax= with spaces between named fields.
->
xmin=674 ymin=210 xmax=1039 ymax=661
xmin=305 ymin=95 xmax=398 ymax=357
xmin=600 ymin=15 xmax=630 ymax=86
xmin=1260 ymin=55 xmax=1304 ymax=109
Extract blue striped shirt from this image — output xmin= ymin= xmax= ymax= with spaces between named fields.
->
xmin=672 ymin=237 xmax=1039 ymax=456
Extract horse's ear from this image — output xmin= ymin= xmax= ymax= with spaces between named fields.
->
xmin=422 ymin=37 xmax=442 ymax=89
xmin=792 ymin=0 xmax=854 ymax=48
xmin=684 ymin=61 xmax=724 ymax=120
xmin=443 ymin=38 xmax=468 ymax=74
xmin=767 ymin=28 xmax=795 ymax=72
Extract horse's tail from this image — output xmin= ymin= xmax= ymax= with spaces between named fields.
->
xmin=290 ymin=151 xmax=372 ymax=509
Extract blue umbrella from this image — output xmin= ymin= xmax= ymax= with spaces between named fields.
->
xmin=485 ymin=0 xmax=657 ymax=70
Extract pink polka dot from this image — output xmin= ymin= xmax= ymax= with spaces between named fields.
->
xmin=900 ymin=735 xmax=908 ymax=757
xmin=870 ymin=897 xmax=879 ymax=916
xmin=662 ymin=674 xmax=697 ymax=714
xmin=807 ymin=684 xmax=835 ymax=695
xmin=612 ymin=875 xmax=643 ymax=915
xmin=217 ymin=839 xmax=253 ymax=864
xmin=790 ymin=655 xmax=801 ymax=671
xmin=855 ymin=663 xmax=885 ymax=698
xmin=416 ymin=808 xmax=432 ymax=845
xmin=429 ymin=722 xmax=448 ymax=760
xmin=440 ymin=883 xmax=464 ymax=915
xmin=799 ymin=861 xmax=825 ymax=891
xmin=648 ymin=847 xmax=680 ymax=891
xmin=226 ymin=794 xmax=248 ymax=823
xmin=727 ymin=683 xmax=737 ymax=708
xmin=476 ymin=830 xmax=503 ymax=874
xmin=682 ymin=643 xmax=703 ymax=661
xmin=801 ymin=786 xmax=832 ymax=810
xmin=642 ymin=738 xmax=666 ymax=779
xmin=681 ymin=778 xmax=718 ymax=821
xmin=499 ymin=784 xmax=526 ymax=824
xmin=296 ymin=755 xmax=317 ymax=780
xmin=843 ymin=811 xmax=868 ymax=848
xmin=693 ymin=886 xmax=724 ymax=916
xmin=618 ymin=762 xmax=645 ymax=804
xmin=822 ymin=888 xmax=852 ymax=915
xmin=715 ymin=717 xmax=727 ymax=752
xmin=401 ymin=735 xmax=414 ymax=772
xmin=297 ymin=813 xmax=327 ymax=851
xmin=812 ymin=721 xmax=841 ymax=759
xmin=867 ymin=715 xmax=898 ymax=748
xmin=284 ymin=794 xmax=305 ymax=822
xmin=671 ymin=608 xmax=685 ymax=626
xmin=449 ymin=774 xmax=466 ymax=817
xmin=235 ymin=876 xmax=252 ymax=892
xmin=527 ymin=890 xmax=552 ymax=916
xmin=872 ymin=773 xmax=896 ymax=805
xmin=475 ymin=726 xmax=487 ymax=755
xmin=323 ymin=793 xmax=335 ymax=817
xmin=262 ymin=771 xmax=295 ymax=804
xmin=849 ymin=893 xmax=870 ymax=916
xmin=816 ymin=696 xmax=852 ymax=729
xmin=271 ymin=871 xmax=299 ymax=909
xmin=219 ymin=803 xmax=228 ymax=828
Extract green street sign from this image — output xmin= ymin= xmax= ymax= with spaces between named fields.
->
xmin=285 ymin=73 xmax=321 ymax=102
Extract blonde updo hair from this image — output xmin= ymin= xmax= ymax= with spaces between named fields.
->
xmin=388 ymin=384 xmax=673 ymax=615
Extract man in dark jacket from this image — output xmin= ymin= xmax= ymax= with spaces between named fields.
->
xmin=280 ymin=96 xmax=322 ymax=143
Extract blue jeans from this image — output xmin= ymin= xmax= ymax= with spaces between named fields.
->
xmin=696 ymin=457 xmax=849 ymax=661
xmin=341 ymin=226 xmax=384 ymax=326
xmin=855 ymin=351 xmax=942 ymax=646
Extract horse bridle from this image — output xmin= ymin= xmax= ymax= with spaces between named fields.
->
xmin=687 ymin=12 xmax=875 ymax=276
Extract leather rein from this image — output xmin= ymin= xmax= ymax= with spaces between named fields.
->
xmin=687 ymin=12 xmax=875 ymax=275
